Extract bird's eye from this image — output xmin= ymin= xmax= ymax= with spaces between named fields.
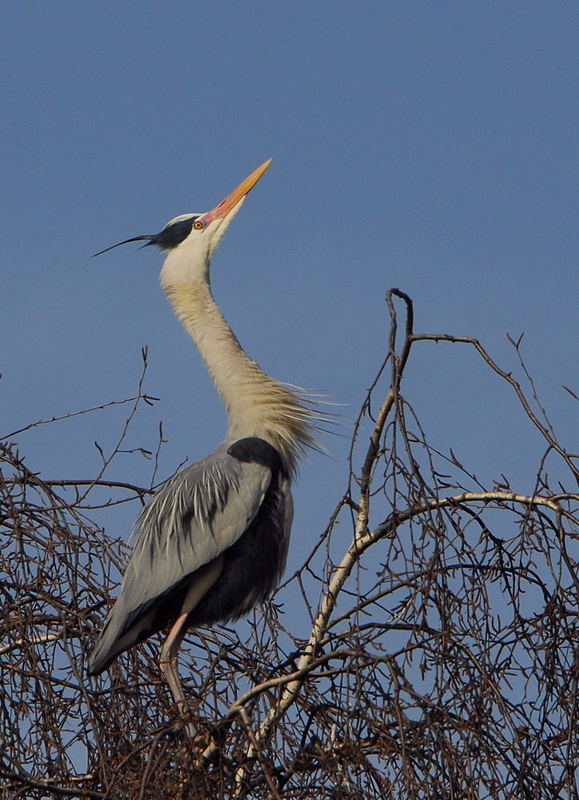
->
xmin=193 ymin=219 xmax=205 ymax=230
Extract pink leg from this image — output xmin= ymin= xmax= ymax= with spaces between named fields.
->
xmin=159 ymin=612 xmax=196 ymax=738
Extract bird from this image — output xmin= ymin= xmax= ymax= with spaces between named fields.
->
xmin=87 ymin=159 xmax=322 ymax=730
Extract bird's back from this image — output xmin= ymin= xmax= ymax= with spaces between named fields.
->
xmin=87 ymin=438 xmax=292 ymax=675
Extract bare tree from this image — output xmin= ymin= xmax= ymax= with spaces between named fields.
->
xmin=1 ymin=290 xmax=577 ymax=799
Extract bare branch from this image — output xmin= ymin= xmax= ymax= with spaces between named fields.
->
xmin=2 ymin=292 xmax=577 ymax=799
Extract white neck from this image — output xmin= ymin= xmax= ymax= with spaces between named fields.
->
xmin=160 ymin=268 xmax=317 ymax=474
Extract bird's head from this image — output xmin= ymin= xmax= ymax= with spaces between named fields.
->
xmin=94 ymin=158 xmax=272 ymax=281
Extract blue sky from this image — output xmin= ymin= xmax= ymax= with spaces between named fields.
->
xmin=1 ymin=2 xmax=577 ymax=572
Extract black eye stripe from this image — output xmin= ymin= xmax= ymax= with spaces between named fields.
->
xmin=152 ymin=217 xmax=198 ymax=249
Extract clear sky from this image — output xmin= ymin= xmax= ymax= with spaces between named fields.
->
xmin=1 ymin=2 xmax=577 ymax=573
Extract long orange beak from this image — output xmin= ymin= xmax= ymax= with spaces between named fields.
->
xmin=201 ymin=158 xmax=273 ymax=225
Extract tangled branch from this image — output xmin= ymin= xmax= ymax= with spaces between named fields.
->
xmin=1 ymin=290 xmax=577 ymax=799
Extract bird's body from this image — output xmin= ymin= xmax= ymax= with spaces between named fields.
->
xmin=88 ymin=161 xmax=319 ymax=716
xmin=88 ymin=437 xmax=292 ymax=675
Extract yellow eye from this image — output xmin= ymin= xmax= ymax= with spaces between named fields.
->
xmin=193 ymin=219 xmax=204 ymax=230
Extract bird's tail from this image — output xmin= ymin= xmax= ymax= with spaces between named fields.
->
xmin=87 ymin=600 xmax=155 ymax=676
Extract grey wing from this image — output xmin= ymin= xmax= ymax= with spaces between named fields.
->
xmin=87 ymin=445 xmax=272 ymax=674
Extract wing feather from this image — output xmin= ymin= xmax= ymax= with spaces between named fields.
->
xmin=88 ymin=444 xmax=272 ymax=674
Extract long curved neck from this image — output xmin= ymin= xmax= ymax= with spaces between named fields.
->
xmin=161 ymin=272 xmax=316 ymax=474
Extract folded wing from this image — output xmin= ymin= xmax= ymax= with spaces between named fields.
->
xmin=88 ymin=439 xmax=290 ymax=675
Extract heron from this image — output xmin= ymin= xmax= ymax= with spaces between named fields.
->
xmin=87 ymin=159 xmax=321 ymax=730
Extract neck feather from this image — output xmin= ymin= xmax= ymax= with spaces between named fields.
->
xmin=161 ymin=279 xmax=319 ymax=474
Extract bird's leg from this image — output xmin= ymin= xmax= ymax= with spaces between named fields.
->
xmin=159 ymin=612 xmax=195 ymax=738
xmin=159 ymin=562 xmax=223 ymax=740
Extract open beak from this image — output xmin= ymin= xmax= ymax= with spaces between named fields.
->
xmin=200 ymin=158 xmax=273 ymax=226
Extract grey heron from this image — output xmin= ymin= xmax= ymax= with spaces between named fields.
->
xmin=87 ymin=160 xmax=321 ymax=729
